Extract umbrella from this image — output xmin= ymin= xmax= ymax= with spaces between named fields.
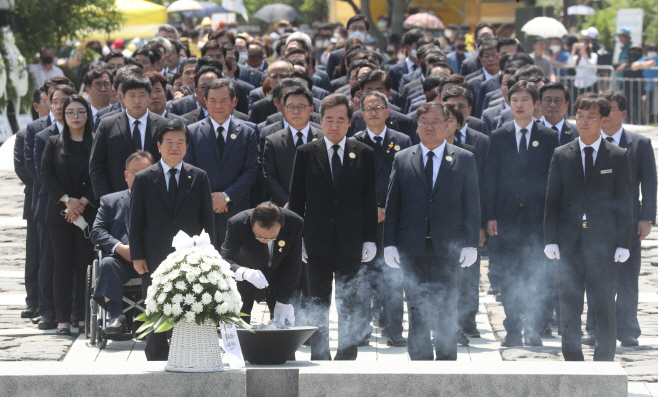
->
xmin=521 ymin=17 xmax=568 ymax=39
xmin=567 ymin=5 xmax=596 ymax=15
xmin=404 ymin=13 xmax=444 ymax=30
xmin=252 ymin=3 xmax=302 ymax=23
xmin=181 ymin=1 xmax=227 ymax=19
xmin=167 ymin=0 xmax=203 ymax=13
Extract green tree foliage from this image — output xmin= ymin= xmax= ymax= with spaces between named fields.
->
xmin=13 ymin=0 xmax=123 ymax=62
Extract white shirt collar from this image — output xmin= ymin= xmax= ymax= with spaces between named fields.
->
xmin=601 ymin=127 xmax=623 ymax=144
xmin=160 ymin=159 xmax=183 ymax=174
xmin=56 ymin=121 xmax=64 ymax=133
xmin=405 ymin=57 xmax=416 ymax=72
xmin=324 ymin=136 xmax=346 ymax=152
xmin=483 ymin=69 xmax=498 ymax=81
xmin=126 ymin=109 xmax=149 ymax=127
xmin=420 ymin=141 xmax=446 ymax=160
xmin=366 ymin=126 xmax=387 ymax=142
xmin=290 ymin=123 xmax=311 ymax=137
xmin=541 ymin=116 xmax=565 ymax=132
xmin=90 ymin=105 xmax=100 ymax=118
xmin=210 ymin=117 xmax=231 ymax=133
xmin=458 ymin=124 xmax=468 ymax=135
xmin=282 ymin=118 xmax=290 ymax=129
xmin=49 ymin=111 xmax=56 ymax=124
xmin=513 ymin=119 xmax=534 ymax=134
xmin=578 ymin=135 xmax=602 ymax=153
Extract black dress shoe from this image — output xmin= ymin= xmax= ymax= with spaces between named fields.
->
xmin=458 ymin=331 xmax=470 ymax=346
xmin=70 ymin=315 xmax=79 ymax=325
xmin=21 ymin=306 xmax=39 ymax=319
xmin=619 ymin=336 xmax=639 ymax=347
xmin=500 ymin=334 xmax=523 ymax=347
xmin=581 ymin=333 xmax=596 ymax=346
xmin=38 ymin=312 xmax=57 ymax=330
xmin=524 ymin=334 xmax=543 ymax=347
xmin=386 ymin=334 xmax=408 ymax=347
xmin=105 ymin=315 xmax=127 ymax=335
xmin=463 ymin=328 xmax=481 ymax=338
xmin=357 ymin=335 xmax=370 ymax=347
xmin=56 ymin=328 xmax=71 ymax=336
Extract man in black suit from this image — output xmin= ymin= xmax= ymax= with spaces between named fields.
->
xmin=539 ymin=83 xmax=579 ymax=145
xmin=443 ymin=87 xmax=490 ymax=164
xmin=482 ymin=69 xmax=514 ymax=133
xmin=384 ymin=101 xmax=480 ymax=360
xmin=288 ymin=94 xmax=378 ymax=360
xmin=348 ymin=106 xmax=418 ymax=143
xmin=95 ymin=65 xmax=144 ymax=129
xmin=184 ymin=79 xmax=258 ymax=249
xmin=388 ymin=29 xmax=424 ymax=93
xmin=467 ymin=39 xmax=500 ymax=119
xmin=485 ymin=81 xmax=560 ymax=347
xmin=582 ymin=92 xmax=656 ymax=348
xmin=130 ymin=119 xmax=215 ymax=361
xmin=247 ymin=59 xmax=293 ymax=113
xmin=262 ymin=86 xmax=323 ymax=206
xmin=221 ymin=202 xmax=303 ymax=325
xmin=84 ymin=68 xmax=113 ymax=127
xmin=178 ymin=65 xmax=222 ymax=124
xmin=249 ymin=78 xmax=302 ymax=125
xmin=91 ymin=151 xmax=154 ymax=334
xmin=144 ymin=72 xmax=189 ymax=125
xmin=351 ymin=91 xmax=412 ymax=347
xmin=459 ymin=23 xmax=495 ymax=76
xmin=544 ymin=94 xmax=633 ymax=361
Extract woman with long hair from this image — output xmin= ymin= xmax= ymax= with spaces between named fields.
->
xmin=40 ymin=95 xmax=97 ymax=335
xmin=569 ymin=39 xmax=599 ymax=97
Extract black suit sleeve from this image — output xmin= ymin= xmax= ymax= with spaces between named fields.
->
xmin=89 ymin=120 xmax=111 ymax=198
xmin=40 ymin=138 xmax=66 ymax=201
xmin=639 ymin=139 xmax=657 ymax=223
xmin=24 ymin=125 xmax=39 ymax=186
xmin=484 ymin=134 xmax=499 ymax=222
xmin=462 ymin=153 xmax=482 ymax=248
xmin=262 ymin=136 xmax=289 ymax=206
xmin=91 ymin=196 xmax=121 ymax=253
xmin=383 ymin=155 xmax=401 ymax=248
xmin=275 ymin=221 xmax=303 ymax=304
xmin=362 ymin=148 xmax=379 ymax=243
xmin=129 ymin=174 xmax=147 ymax=261
xmin=200 ymin=171 xmax=216 ymax=246
xmin=288 ymin=148 xmax=307 ymax=219
xmin=220 ymin=216 xmax=242 ymax=273
xmin=544 ymin=152 xmax=562 ymax=246
xmin=14 ymin=131 xmax=31 ymax=187
xmin=616 ymin=150 xmax=633 ymax=250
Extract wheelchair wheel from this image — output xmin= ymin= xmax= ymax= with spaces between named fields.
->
xmin=98 ymin=335 xmax=107 ymax=350
xmin=89 ymin=259 xmax=99 ymax=344
xmin=85 ymin=264 xmax=93 ymax=339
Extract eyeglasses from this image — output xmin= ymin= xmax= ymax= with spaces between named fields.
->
xmin=418 ymin=120 xmax=445 ymax=128
xmin=363 ymin=106 xmax=386 ymax=114
xmin=65 ymin=110 xmax=87 ymax=118
xmin=51 ymin=100 xmax=67 ymax=107
xmin=480 ymin=52 xmax=498 ymax=59
xmin=285 ymin=105 xmax=308 ymax=112
xmin=542 ymin=98 xmax=565 ymax=105
xmin=92 ymin=82 xmax=112 ymax=90
xmin=574 ymin=115 xmax=601 ymax=124
xmin=254 ymin=236 xmax=278 ymax=242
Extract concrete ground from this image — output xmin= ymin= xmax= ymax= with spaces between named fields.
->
xmin=0 ymin=127 xmax=657 ymax=396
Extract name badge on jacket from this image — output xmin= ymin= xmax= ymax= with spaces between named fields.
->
xmin=601 ymin=169 xmax=613 ymax=174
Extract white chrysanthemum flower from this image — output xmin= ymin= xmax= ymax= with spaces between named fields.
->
xmin=214 ymin=291 xmax=223 ymax=303
xmin=217 ymin=278 xmax=228 ymax=290
xmin=184 ymin=311 xmax=196 ymax=322
xmin=175 ymin=281 xmax=186 ymax=291
xmin=171 ymin=304 xmax=182 ymax=317
xmin=163 ymin=304 xmax=172 ymax=316
xmin=163 ymin=282 xmax=173 ymax=293
xmin=201 ymin=293 xmax=212 ymax=305
xmin=200 ymin=262 xmax=212 ymax=272
xmin=215 ymin=305 xmax=224 ymax=315
xmin=207 ymin=272 xmax=218 ymax=284
xmin=218 ymin=302 xmax=229 ymax=314
xmin=169 ymin=269 xmax=180 ymax=279
xmin=198 ymin=276 xmax=209 ymax=284
xmin=191 ymin=301 xmax=203 ymax=313
xmin=172 ymin=294 xmax=183 ymax=304
xmin=184 ymin=293 xmax=196 ymax=305
xmin=147 ymin=301 xmax=158 ymax=313
xmin=157 ymin=293 xmax=167 ymax=304
xmin=192 ymin=284 xmax=203 ymax=294
xmin=186 ymin=272 xmax=197 ymax=283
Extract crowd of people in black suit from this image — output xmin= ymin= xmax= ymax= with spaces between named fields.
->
xmin=13 ymin=17 xmax=656 ymax=363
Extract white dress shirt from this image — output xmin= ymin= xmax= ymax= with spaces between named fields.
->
xmin=90 ymin=105 xmax=100 ymax=122
xmin=55 ymin=121 xmax=64 ymax=133
xmin=541 ymin=117 xmax=565 ymax=139
xmin=160 ymin=159 xmax=182 ymax=190
xmin=126 ymin=110 xmax=149 ymax=149
xmin=324 ymin=136 xmax=346 ymax=177
xmin=420 ymin=141 xmax=446 ymax=188
xmin=210 ymin=117 xmax=231 ymax=141
xmin=601 ymin=127 xmax=623 ymax=146
xmin=266 ymin=240 xmax=274 ymax=268
xmin=514 ymin=120 xmax=533 ymax=151
xmin=483 ymin=69 xmax=498 ymax=82
xmin=49 ymin=111 xmax=56 ymax=125
xmin=291 ymin=124 xmax=311 ymax=146
xmin=578 ymin=136 xmax=602 ymax=220
xmin=405 ymin=57 xmax=417 ymax=73
xmin=366 ymin=126 xmax=387 ymax=143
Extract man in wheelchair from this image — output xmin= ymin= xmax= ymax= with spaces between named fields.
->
xmin=90 ymin=151 xmax=154 ymax=334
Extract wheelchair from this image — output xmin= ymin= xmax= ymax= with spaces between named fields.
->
xmin=85 ymin=245 xmax=145 ymax=350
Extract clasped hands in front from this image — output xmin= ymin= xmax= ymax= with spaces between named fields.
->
xmin=544 ymin=244 xmax=630 ymax=262
xmin=62 ymin=195 xmax=89 ymax=223
xmin=211 ymin=192 xmax=229 ymax=213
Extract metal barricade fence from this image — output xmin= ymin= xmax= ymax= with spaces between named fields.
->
xmin=555 ymin=65 xmax=658 ymax=125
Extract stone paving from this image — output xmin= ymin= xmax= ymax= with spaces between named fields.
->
xmin=0 ymin=127 xmax=657 ymax=395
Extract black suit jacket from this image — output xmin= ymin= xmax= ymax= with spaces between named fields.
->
xmin=618 ymin=129 xmax=657 ymax=225
xmin=312 ymin=86 xmax=329 ymax=101
xmin=541 ymin=119 xmax=579 ymax=146
xmin=129 ymin=162 xmax=215 ymax=272
xmin=544 ymin=139 xmax=633 ymax=256
xmin=90 ymin=111 xmax=168 ymax=198
xmin=330 ymin=76 xmax=348 ymax=93
xmin=460 ymin=56 xmax=481 ymax=77
xmin=24 ymin=115 xmax=51 ymax=214
xmin=34 ymin=124 xmax=60 ymax=223
xmin=91 ymin=189 xmax=130 ymax=254
xmin=467 ymin=116 xmax=489 ymax=136
xmin=233 ymin=110 xmax=249 ymax=121
xmin=181 ymin=108 xmax=207 ymax=125
xmin=387 ymin=61 xmax=410 ymax=96
xmin=168 ymin=95 xmax=198 ymax=116
xmin=95 ymin=102 xmax=123 ymax=130
xmin=221 ymin=208 xmax=303 ymax=304
xmin=238 ymin=64 xmax=262 ymax=88
xmin=288 ymin=138 xmax=378 ymax=258
xmin=259 ymin=120 xmax=322 ymax=156
xmin=384 ymin=143 xmax=481 ymax=257
xmin=14 ymin=128 xmax=34 ymax=221
xmin=248 ymin=86 xmax=265 ymax=113
xmin=162 ymin=109 xmax=190 ymax=125
xmin=249 ymin=95 xmax=278 ymax=125
xmin=485 ymin=121 xmax=560 ymax=236
xmin=348 ymin=109 xmax=418 ymax=144
xmin=326 ymin=48 xmax=345 ymax=81
xmin=40 ymin=135 xmax=97 ymax=226
xmin=262 ymin=125 xmax=324 ymax=206
xmin=232 ymin=78 xmax=252 ymax=115
xmin=482 ymin=103 xmax=506 ymax=133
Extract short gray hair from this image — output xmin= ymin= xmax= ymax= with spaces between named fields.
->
xmin=156 ymin=24 xmax=179 ymax=41
xmin=151 ymin=36 xmax=172 ymax=55
xmin=361 ymin=91 xmax=388 ymax=109
xmin=416 ymin=101 xmax=449 ymax=121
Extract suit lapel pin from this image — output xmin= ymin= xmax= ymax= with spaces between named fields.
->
xmin=394 ymin=145 xmax=401 ymax=151
xmin=188 ymin=175 xmax=191 ymax=179
xmin=532 ymin=141 xmax=539 ymax=147
xmin=349 ymin=152 xmax=356 ymax=159
xmin=312 ymin=137 xmax=318 ymax=141
xmin=387 ymin=142 xmax=394 ymax=153
xmin=230 ymin=133 xmax=237 ymax=140
xmin=565 ymin=130 xmax=572 ymax=135
xmin=446 ymin=155 xmax=453 ymax=162
xmin=278 ymin=240 xmax=285 ymax=252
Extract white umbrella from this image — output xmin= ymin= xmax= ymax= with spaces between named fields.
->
xmin=567 ymin=5 xmax=596 ymax=15
xmin=521 ymin=17 xmax=568 ymax=39
xmin=167 ymin=0 xmax=203 ymax=13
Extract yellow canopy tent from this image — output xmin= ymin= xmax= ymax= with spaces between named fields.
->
xmin=82 ymin=0 xmax=168 ymax=40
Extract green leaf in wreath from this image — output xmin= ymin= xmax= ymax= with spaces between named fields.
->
xmin=136 ymin=326 xmax=155 ymax=339
xmin=135 ymin=321 xmax=154 ymax=334
xmin=135 ymin=312 xmax=148 ymax=322
xmin=152 ymin=315 xmax=166 ymax=332
xmin=155 ymin=317 xmax=175 ymax=333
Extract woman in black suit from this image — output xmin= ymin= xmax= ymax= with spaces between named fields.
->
xmin=41 ymin=95 xmax=97 ymax=335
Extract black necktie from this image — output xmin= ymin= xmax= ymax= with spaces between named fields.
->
xmin=216 ymin=126 xmax=225 ymax=157
xmin=295 ymin=131 xmax=304 ymax=148
xmin=168 ymin=168 xmax=178 ymax=205
xmin=455 ymin=130 xmax=462 ymax=144
xmin=425 ymin=151 xmax=434 ymax=189
xmin=374 ymin=136 xmax=383 ymax=146
xmin=132 ymin=120 xmax=141 ymax=151
xmin=412 ymin=64 xmax=418 ymax=71
xmin=606 ymin=137 xmax=614 ymax=143
xmin=584 ymin=146 xmax=594 ymax=185
xmin=518 ymin=128 xmax=528 ymax=165
xmin=263 ymin=241 xmax=270 ymax=268
xmin=331 ymin=144 xmax=342 ymax=187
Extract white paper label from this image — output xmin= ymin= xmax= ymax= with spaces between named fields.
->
xmin=219 ymin=322 xmax=245 ymax=368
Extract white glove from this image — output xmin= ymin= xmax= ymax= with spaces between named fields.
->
xmin=384 ymin=246 xmax=401 ymax=268
xmin=459 ymin=247 xmax=478 ymax=268
xmin=614 ymin=247 xmax=630 ymax=263
xmin=239 ymin=268 xmax=269 ymax=289
xmin=273 ymin=301 xmax=295 ymax=325
xmin=362 ymin=242 xmax=377 ymax=262
xmin=301 ymin=238 xmax=308 ymax=263
xmin=544 ymin=244 xmax=560 ymax=260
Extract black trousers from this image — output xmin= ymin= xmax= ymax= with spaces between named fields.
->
xmin=24 ymin=219 xmax=40 ymax=308
xmin=237 ymin=280 xmax=277 ymax=324
xmin=92 ymin=254 xmax=139 ymax=311
xmin=559 ymin=231 xmax=618 ymax=361
xmin=37 ymin=222 xmax=55 ymax=314
xmin=142 ymin=274 xmax=170 ymax=361
xmin=306 ymin=235 xmax=362 ymax=361
xmin=48 ymin=223 xmax=95 ymax=324
xmin=487 ymin=235 xmax=502 ymax=290
xmin=585 ymin=233 xmax=642 ymax=339
xmin=458 ymin=252 xmax=480 ymax=331
xmin=403 ymin=239 xmax=461 ymax=361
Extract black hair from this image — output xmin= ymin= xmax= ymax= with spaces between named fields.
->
xmin=103 ymin=51 xmax=126 ymax=64
xmin=438 ymin=75 xmax=467 ymax=94
xmin=442 ymin=85 xmax=473 ymax=106
xmin=478 ymin=38 xmax=499 ymax=58
xmin=250 ymin=202 xmax=285 ymax=229
xmin=204 ymin=78 xmax=236 ymax=100
xmin=179 ymin=57 xmax=198 ymax=73
xmin=33 ymin=87 xmax=45 ymax=104
xmin=474 ymin=22 xmax=495 ymax=39
xmin=290 ymin=69 xmax=313 ymax=89
xmin=601 ymin=91 xmax=627 ymax=112
xmin=346 ymin=14 xmax=370 ymax=31
xmin=497 ymin=38 xmax=521 ymax=53
xmin=320 ymin=93 xmax=354 ymax=120
xmin=194 ymin=65 xmax=222 ymax=88
xmin=422 ymin=73 xmax=446 ymax=93
xmin=539 ymin=82 xmax=570 ymax=103
xmin=83 ymin=67 xmax=113 ymax=87
xmin=157 ymin=118 xmax=190 ymax=144
xmin=124 ymin=57 xmax=144 ymax=69
xmin=114 ymin=65 xmax=143 ymax=91
xmin=133 ymin=48 xmax=156 ymax=65
xmin=196 ymin=56 xmax=223 ymax=74
xmin=358 ymin=69 xmax=392 ymax=92
xmin=125 ymin=150 xmax=155 ymax=170
xmin=283 ymin=85 xmax=313 ymax=106
xmin=508 ymin=80 xmax=539 ymax=103
xmin=402 ymin=29 xmax=424 ymax=48
xmin=58 ymin=95 xmax=94 ymax=156
xmin=43 ymin=76 xmax=74 ymax=92
xmin=272 ymin=78 xmax=304 ymax=100
xmin=121 ymin=73 xmax=152 ymax=95
xmin=574 ymin=94 xmax=611 ymax=117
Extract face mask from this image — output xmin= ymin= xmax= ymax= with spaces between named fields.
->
xmin=444 ymin=29 xmax=453 ymax=39
xmin=238 ymin=52 xmax=248 ymax=64
xmin=550 ymin=45 xmax=562 ymax=54
xmin=41 ymin=56 xmax=54 ymax=65
xmin=647 ymin=51 xmax=658 ymax=59
xmin=349 ymin=31 xmax=366 ymax=41
xmin=333 ymin=32 xmax=342 ymax=40
xmin=377 ymin=21 xmax=387 ymax=29
xmin=366 ymin=45 xmax=374 ymax=51
xmin=410 ymin=49 xmax=417 ymax=59
xmin=178 ymin=55 xmax=187 ymax=64
xmin=456 ymin=44 xmax=466 ymax=51
xmin=278 ymin=27 xmax=286 ymax=35
xmin=316 ymin=40 xmax=329 ymax=49
xmin=397 ymin=52 xmax=405 ymax=61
